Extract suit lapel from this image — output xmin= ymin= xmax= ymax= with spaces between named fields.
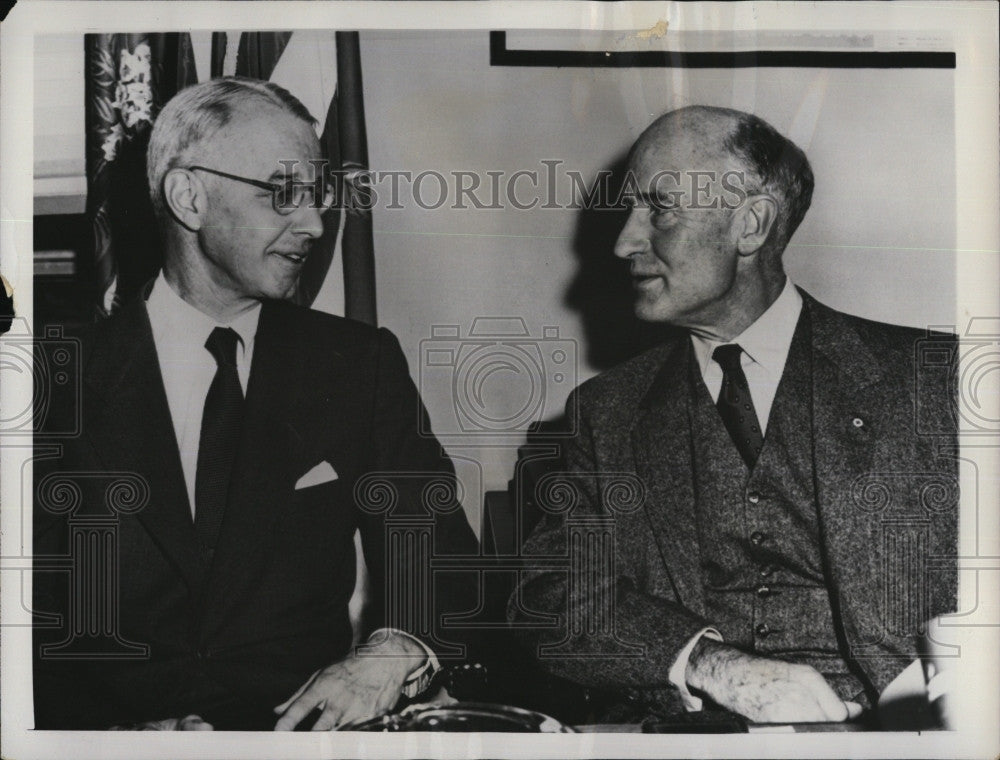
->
xmin=83 ymin=301 xmax=205 ymax=592
xmin=630 ymin=338 xmax=705 ymax=615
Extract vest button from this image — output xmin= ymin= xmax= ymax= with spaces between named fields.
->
xmin=755 ymin=623 xmax=771 ymax=637
xmin=757 ymin=585 xmax=771 ymax=597
xmin=759 ymin=564 xmax=775 ymax=578
xmin=747 ymin=492 xmax=761 ymax=505
xmin=750 ymin=531 xmax=766 ymax=545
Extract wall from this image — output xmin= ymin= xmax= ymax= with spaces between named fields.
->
xmin=33 ymin=34 xmax=86 ymax=215
xmin=360 ymin=30 xmax=957 ymax=521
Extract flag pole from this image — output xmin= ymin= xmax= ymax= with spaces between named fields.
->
xmin=335 ymin=31 xmax=377 ymax=327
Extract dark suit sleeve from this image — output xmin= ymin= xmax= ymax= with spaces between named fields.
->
xmin=34 ymin=498 xmax=135 ymax=728
xmin=509 ymin=388 xmax=711 ymax=702
xmin=32 ymin=376 xmax=133 ymax=729
xmin=355 ymin=327 xmax=478 ymax=661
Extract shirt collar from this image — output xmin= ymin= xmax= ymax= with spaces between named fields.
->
xmin=691 ymin=279 xmax=803 ymax=378
xmin=145 ymin=270 xmax=262 ymax=355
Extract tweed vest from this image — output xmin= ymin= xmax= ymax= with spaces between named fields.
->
xmin=688 ymin=312 xmax=865 ymax=701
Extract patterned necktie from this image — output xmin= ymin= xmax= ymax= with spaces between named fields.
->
xmin=195 ymin=327 xmax=244 ymax=555
xmin=712 ymin=343 xmax=764 ymax=468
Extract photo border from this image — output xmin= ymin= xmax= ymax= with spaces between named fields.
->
xmin=2 ymin=2 xmax=998 ymax=759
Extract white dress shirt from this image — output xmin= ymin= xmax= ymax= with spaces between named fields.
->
xmin=668 ymin=279 xmax=804 ymax=710
xmin=145 ymin=272 xmax=261 ymax=518
xmin=690 ymin=280 xmax=803 ymax=435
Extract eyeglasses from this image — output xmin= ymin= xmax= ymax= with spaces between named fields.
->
xmin=186 ymin=165 xmax=335 ymax=215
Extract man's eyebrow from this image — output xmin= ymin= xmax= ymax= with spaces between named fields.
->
xmin=631 ymin=191 xmax=677 ymax=208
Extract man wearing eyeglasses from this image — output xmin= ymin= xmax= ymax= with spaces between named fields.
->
xmin=33 ymin=77 xmax=477 ymax=731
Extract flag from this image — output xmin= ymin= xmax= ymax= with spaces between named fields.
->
xmin=84 ymin=33 xmax=198 ymax=316
xmin=84 ymin=30 xmax=376 ymax=324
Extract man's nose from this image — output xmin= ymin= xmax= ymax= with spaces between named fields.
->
xmin=613 ymin=210 xmax=649 ymax=259
xmin=291 ymin=201 xmax=325 ymax=239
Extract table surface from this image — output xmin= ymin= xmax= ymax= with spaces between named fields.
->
xmin=574 ymin=722 xmax=871 ymax=733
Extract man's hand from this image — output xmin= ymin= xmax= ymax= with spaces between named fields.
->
xmin=273 ymin=631 xmax=426 ymax=731
xmin=686 ymin=638 xmax=863 ymax=723
xmin=110 ymin=715 xmax=214 ymax=730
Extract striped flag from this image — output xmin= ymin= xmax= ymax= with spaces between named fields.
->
xmin=84 ymin=30 xmax=376 ymax=323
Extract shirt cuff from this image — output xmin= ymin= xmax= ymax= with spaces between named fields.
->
xmin=668 ymin=627 xmax=723 ymax=712
xmin=367 ymin=627 xmax=440 ymax=699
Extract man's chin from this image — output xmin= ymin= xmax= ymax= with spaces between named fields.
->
xmin=633 ymin=300 xmax=676 ymax=324
xmin=280 ymin=281 xmax=302 ymax=301
xmin=261 ymin=277 xmax=302 ymax=302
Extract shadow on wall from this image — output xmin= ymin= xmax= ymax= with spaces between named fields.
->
xmin=564 ymin=152 xmax=679 ymax=373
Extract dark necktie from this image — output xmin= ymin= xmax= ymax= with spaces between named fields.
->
xmin=195 ymin=327 xmax=244 ymax=554
xmin=712 ymin=343 xmax=764 ymax=468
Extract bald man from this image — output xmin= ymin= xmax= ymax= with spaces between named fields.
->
xmin=512 ymin=107 xmax=957 ymax=725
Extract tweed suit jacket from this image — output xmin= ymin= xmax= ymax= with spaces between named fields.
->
xmin=33 ymin=298 xmax=478 ymax=729
xmin=512 ymin=290 xmax=958 ymax=710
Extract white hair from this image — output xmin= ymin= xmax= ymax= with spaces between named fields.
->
xmin=146 ymin=76 xmax=316 ymax=221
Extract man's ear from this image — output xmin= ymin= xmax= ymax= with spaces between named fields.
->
xmin=162 ymin=168 xmax=205 ymax=231
xmin=735 ymin=195 xmax=778 ymax=256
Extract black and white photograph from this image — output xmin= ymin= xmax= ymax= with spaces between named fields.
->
xmin=2 ymin=2 xmax=998 ymax=758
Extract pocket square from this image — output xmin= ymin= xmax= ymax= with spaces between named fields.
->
xmin=295 ymin=460 xmax=338 ymax=490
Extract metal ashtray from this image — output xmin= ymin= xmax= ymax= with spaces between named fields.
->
xmin=341 ymin=702 xmax=576 ymax=732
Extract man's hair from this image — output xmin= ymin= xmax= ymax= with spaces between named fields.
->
xmin=721 ymin=109 xmax=814 ymax=256
xmin=639 ymin=106 xmax=814 ymax=257
xmin=146 ymin=76 xmax=316 ymax=221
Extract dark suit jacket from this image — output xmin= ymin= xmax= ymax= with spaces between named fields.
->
xmin=33 ymin=298 xmax=478 ymax=729
xmin=512 ymin=292 xmax=958 ymax=712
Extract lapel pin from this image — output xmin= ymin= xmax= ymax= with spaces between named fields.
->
xmin=852 ymin=417 xmax=865 ymax=428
